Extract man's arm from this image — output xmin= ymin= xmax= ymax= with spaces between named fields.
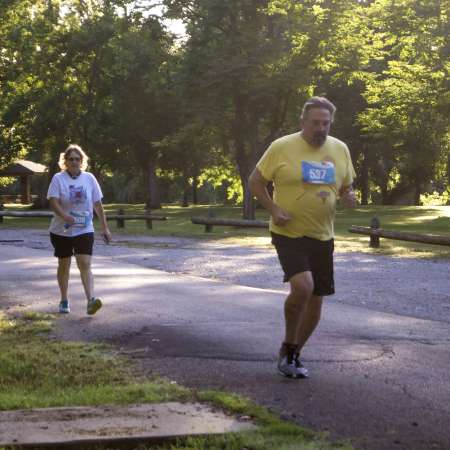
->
xmin=248 ymin=168 xmax=291 ymax=226
xmin=339 ymin=184 xmax=357 ymax=208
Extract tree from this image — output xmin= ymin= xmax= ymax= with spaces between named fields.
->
xmin=165 ymin=0 xmax=372 ymax=216
xmin=107 ymin=10 xmax=176 ymax=208
xmin=358 ymin=0 xmax=449 ymax=204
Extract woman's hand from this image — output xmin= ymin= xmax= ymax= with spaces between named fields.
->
xmin=63 ymin=214 xmax=75 ymax=225
xmin=102 ymin=228 xmax=112 ymax=244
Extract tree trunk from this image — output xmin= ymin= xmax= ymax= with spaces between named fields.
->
xmin=181 ymin=176 xmax=189 ymax=207
xmin=381 ymin=183 xmax=389 ymax=205
xmin=447 ymin=152 xmax=450 ymax=186
xmin=360 ymin=147 xmax=369 ymax=205
xmin=414 ymin=181 xmax=421 ymax=206
xmin=146 ymin=160 xmax=161 ymax=209
xmin=241 ymin=175 xmax=255 ymax=220
xmin=192 ymin=175 xmax=199 ymax=205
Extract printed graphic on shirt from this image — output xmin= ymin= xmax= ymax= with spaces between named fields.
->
xmin=301 ymin=161 xmax=336 ymax=185
xmin=69 ymin=185 xmax=87 ymax=205
xmin=316 ymin=190 xmax=331 ymax=204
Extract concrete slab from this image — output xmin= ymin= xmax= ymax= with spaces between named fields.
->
xmin=0 ymin=402 xmax=256 ymax=448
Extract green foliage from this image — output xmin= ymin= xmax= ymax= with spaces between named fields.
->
xmin=420 ymin=190 xmax=450 ymax=206
xmin=0 ymin=0 xmax=448 ymax=210
xmin=356 ymin=0 xmax=449 ymax=203
xmin=0 ymin=177 xmax=16 ymax=188
xmin=198 ymin=161 xmax=243 ymax=203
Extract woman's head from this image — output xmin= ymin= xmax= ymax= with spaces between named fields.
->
xmin=58 ymin=144 xmax=89 ymax=171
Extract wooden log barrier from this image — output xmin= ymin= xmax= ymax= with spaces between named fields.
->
xmin=349 ymin=225 xmax=450 ymax=247
xmin=0 ymin=211 xmax=53 ymax=218
xmin=0 ymin=210 xmax=167 ymax=230
xmin=106 ymin=212 xmax=167 ymax=229
xmin=191 ymin=216 xmax=268 ymax=233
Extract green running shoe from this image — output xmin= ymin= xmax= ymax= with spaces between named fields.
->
xmin=87 ymin=297 xmax=102 ymax=315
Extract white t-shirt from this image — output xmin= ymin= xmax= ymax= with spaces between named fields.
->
xmin=47 ymin=171 xmax=103 ymax=237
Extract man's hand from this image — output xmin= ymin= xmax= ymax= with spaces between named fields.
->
xmin=340 ymin=187 xmax=357 ymax=208
xmin=270 ymin=204 xmax=292 ymax=226
xmin=249 ymin=168 xmax=291 ymax=225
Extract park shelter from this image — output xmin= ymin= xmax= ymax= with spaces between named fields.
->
xmin=0 ymin=160 xmax=47 ymax=204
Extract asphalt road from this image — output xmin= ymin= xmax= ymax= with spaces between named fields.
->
xmin=1 ymin=243 xmax=449 ymax=450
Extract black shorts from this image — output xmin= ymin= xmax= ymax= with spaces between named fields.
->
xmin=271 ymin=232 xmax=335 ymax=296
xmin=50 ymin=232 xmax=94 ymax=258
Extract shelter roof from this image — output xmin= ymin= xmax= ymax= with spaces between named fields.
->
xmin=0 ymin=160 xmax=47 ymax=176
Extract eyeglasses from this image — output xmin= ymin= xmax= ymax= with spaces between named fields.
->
xmin=67 ymin=157 xmax=81 ymax=162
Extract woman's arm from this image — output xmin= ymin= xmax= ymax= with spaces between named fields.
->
xmin=93 ymin=201 xmax=112 ymax=242
xmin=48 ymin=197 xmax=75 ymax=224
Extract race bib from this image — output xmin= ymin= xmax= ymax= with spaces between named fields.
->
xmin=302 ymin=161 xmax=335 ymax=185
xmin=70 ymin=211 xmax=91 ymax=227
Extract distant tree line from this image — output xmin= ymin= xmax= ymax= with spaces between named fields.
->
xmin=1 ymin=0 xmax=448 ymax=215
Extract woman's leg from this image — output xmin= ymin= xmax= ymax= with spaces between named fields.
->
xmin=75 ymin=253 xmax=102 ymax=315
xmin=57 ymin=256 xmax=71 ymax=300
xmin=75 ymin=254 xmax=93 ymax=301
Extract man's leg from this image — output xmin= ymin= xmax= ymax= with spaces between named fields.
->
xmin=57 ymin=257 xmax=71 ymax=312
xmin=294 ymin=237 xmax=332 ymax=358
xmin=284 ymin=271 xmax=314 ymax=345
xmin=295 ymin=294 xmax=323 ymax=354
xmin=278 ymin=271 xmax=314 ymax=378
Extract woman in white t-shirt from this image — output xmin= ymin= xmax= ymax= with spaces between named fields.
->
xmin=47 ymin=144 xmax=112 ymax=315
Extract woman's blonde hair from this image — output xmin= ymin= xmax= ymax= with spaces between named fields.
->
xmin=58 ymin=144 xmax=89 ymax=171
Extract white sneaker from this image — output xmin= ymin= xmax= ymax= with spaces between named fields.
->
xmin=277 ymin=343 xmax=308 ymax=379
xmin=294 ymin=353 xmax=309 ymax=378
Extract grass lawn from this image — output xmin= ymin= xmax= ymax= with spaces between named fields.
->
xmin=0 ymin=311 xmax=352 ymax=450
xmin=1 ymin=203 xmax=449 ymax=258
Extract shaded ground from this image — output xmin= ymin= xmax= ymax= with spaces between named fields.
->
xmin=2 ymin=228 xmax=449 ymax=323
xmin=1 ymin=229 xmax=450 ymax=450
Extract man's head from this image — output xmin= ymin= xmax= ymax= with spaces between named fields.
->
xmin=300 ymin=97 xmax=336 ymax=147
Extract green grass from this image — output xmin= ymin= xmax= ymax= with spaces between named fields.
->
xmin=334 ymin=205 xmax=450 ymax=258
xmin=2 ymin=203 xmax=449 ymax=258
xmin=0 ymin=311 xmax=190 ymax=411
xmin=0 ymin=311 xmax=352 ymax=450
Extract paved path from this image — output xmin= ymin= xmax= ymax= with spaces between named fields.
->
xmin=2 ymin=228 xmax=449 ymax=323
xmin=1 ymin=243 xmax=449 ymax=450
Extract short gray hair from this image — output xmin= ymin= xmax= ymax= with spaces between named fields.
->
xmin=301 ymin=97 xmax=336 ymax=122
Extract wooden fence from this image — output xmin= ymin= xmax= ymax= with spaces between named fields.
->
xmin=349 ymin=217 xmax=450 ymax=247
xmin=191 ymin=216 xmax=268 ymax=233
xmin=0 ymin=208 xmax=167 ymax=230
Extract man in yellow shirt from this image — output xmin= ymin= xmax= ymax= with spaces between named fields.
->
xmin=249 ymin=96 xmax=357 ymax=378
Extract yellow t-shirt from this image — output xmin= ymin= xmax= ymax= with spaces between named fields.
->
xmin=256 ymin=132 xmax=356 ymax=240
